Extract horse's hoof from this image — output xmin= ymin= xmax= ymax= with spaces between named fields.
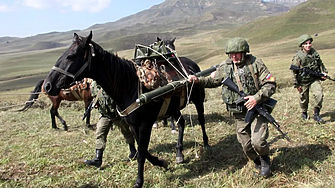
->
xmin=171 ymin=130 xmax=177 ymax=134
xmin=133 ymin=181 xmax=143 ymax=188
xmin=63 ymin=127 xmax=68 ymax=131
xmin=204 ymin=143 xmax=210 ymax=148
xmin=159 ymin=158 xmax=168 ymax=169
xmin=176 ymin=156 xmax=184 ymax=164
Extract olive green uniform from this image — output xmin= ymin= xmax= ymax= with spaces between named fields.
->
xmin=197 ymin=54 xmax=276 ymax=161
xmin=91 ymin=81 xmax=135 ymax=150
xmin=291 ymin=48 xmax=327 ymax=113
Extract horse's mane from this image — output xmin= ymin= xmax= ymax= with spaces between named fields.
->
xmin=90 ymin=41 xmax=138 ymax=95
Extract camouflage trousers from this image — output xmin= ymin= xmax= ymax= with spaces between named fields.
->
xmin=233 ymin=113 xmax=269 ymax=161
xmin=299 ymin=80 xmax=323 ymax=112
xmin=95 ymin=116 xmax=135 ymax=150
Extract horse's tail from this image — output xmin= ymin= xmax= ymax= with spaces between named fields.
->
xmin=18 ymin=79 xmax=44 ymax=111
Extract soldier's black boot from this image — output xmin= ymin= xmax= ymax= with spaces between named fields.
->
xmin=253 ymin=157 xmax=261 ymax=170
xmin=313 ymin=107 xmax=325 ymax=124
xmin=260 ymin=155 xmax=271 ymax=178
xmin=301 ymin=112 xmax=308 ymax=120
xmin=84 ymin=149 xmax=103 ymax=168
xmin=128 ymin=143 xmax=137 ymax=160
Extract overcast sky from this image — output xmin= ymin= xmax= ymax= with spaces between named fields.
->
xmin=0 ymin=0 xmax=165 ymax=37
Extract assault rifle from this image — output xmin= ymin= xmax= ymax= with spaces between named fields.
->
xmin=289 ymin=64 xmax=335 ymax=81
xmin=194 ymin=64 xmax=219 ymax=77
xmin=221 ymin=77 xmax=291 ymax=142
xmin=82 ymin=88 xmax=102 ymax=121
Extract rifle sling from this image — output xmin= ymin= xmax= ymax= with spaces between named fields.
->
xmin=233 ymin=65 xmax=243 ymax=92
xmin=93 ymin=88 xmax=103 ymax=106
xmin=247 ymin=62 xmax=260 ymax=91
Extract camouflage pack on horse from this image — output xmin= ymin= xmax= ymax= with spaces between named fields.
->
xmin=131 ymin=39 xmax=196 ymax=118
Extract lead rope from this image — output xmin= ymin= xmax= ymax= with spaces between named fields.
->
xmin=174 ymin=79 xmax=199 ymax=159
xmin=186 ymin=80 xmax=199 ymax=158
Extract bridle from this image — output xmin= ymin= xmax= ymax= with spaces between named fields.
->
xmin=51 ymin=43 xmax=95 ymax=82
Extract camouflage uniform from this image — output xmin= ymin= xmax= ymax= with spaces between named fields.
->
xmin=194 ymin=37 xmax=276 ymax=177
xmin=291 ymin=34 xmax=327 ymax=122
xmin=90 ymin=81 xmax=135 ymax=150
xmin=84 ymin=81 xmax=136 ymax=168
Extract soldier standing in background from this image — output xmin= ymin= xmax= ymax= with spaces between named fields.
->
xmin=188 ymin=37 xmax=276 ymax=178
xmin=291 ymin=34 xmax=328 ymax=124
xmin=84 ymin=81 xmax=137 ymax=168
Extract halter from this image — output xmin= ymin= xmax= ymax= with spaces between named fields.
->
xmin=51 ymin=43 xmax=95 ymax=82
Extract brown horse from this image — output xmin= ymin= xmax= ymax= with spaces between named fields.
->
xmin=20 ymin=78 xmax=93 ymax=131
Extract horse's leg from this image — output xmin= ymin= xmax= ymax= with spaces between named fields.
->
xmin=84 ymin=101 xmax=91 ymax=127
xmin=194 ymin=102 xmax=209 ymax=147
xmin=174 ymin=112 xmax=185 ymax=164
xmin=52 ymin=102 xmax=67 ymax=131
xmin=50 ymin=106 xmax=58 ymax=129
xmin=169 ymin=117 xmax=177 ymax=133
xmin=54 ymin=109 xmax=67 ymax=131
xmin=133 ymin=123 xmax=167 ymax=188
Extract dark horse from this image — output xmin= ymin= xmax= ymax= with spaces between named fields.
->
xmin=19 ymin=79 xmax=93 ymax=131
xmin=43 ymin=31 xmax=208 ymax=188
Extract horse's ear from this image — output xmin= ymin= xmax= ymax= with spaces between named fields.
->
xmin=157 ymin=37 xmax=161 ymax=42
xmin=171 ymin=37 xmax=176 ymax=43
xmin=87 ymin=31 xmax=93 ymax=43
xmin=73 ymin=33 xmax=79 ymax=42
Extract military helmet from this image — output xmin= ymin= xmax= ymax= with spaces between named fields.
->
xmin=298 ymin=34 xmax=313 ymax=47
xmin=225 ymin=37 xmax=250 ymax=54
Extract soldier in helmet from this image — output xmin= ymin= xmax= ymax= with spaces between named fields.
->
xmin=84 ymin=80 xmax=137 ymax=168
xmin=291 ymin=34 xmax=328 ymax=123
xmin=188 ymin=37 xmax=276 ymax=178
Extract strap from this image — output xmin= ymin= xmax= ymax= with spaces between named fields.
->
xmin=233 ymin=64 xmax=243 ymax=92
xmin=247 ymin=61 xmax=260 ymax=91
xmin=116 ymin=102 xmax=141 ymax=117
xmin=158 ymin=97 xmax=171 ymax=118
xmin=71 ymin=89 xmax=83 ymax=100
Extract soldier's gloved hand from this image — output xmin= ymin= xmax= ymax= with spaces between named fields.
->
xmin=321 ymin=73 xmax=327 ymax=81
xmin=244 ymin=95 xmax=257 ymax=110
xmin=188 ymin=75 xmax=199 ymax=83
xmin=297 ymin=86 xmax=302 ymax=93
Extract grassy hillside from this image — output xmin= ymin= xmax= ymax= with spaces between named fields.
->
xmin=226 ymin=0 xmax=335 ymax=44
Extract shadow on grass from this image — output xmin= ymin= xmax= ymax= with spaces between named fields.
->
xmin=79 ymin=183 xmax=99 ymax=188
xmin=271 ymin=144 xmax=332 ymax=174
xmin=165 ymin=112 xmax=233 ymax=128
xmin=321 ymin=111 xmax=335 ymax=122
xmin=150 ymin=134 xmax=246 ymax=181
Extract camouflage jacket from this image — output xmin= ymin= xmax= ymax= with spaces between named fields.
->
xmin=198 ymin=54 xmax=276 ymax=113
xmin=90 ymin=81 xmax=118 ymax=119
xmin=291 ymin=48 xmax=328 ymax=85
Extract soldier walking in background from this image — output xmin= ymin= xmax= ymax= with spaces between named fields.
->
xmin=291 ymin=34 xmax=328 ymax=124
xmin=84 ymin=81 xmax=137 ymax=168
xmin=188 ymin=37 xmax=276 ymax=178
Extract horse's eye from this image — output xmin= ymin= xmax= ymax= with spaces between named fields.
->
xmin=67 ymin=54 xmax=74 ymax=60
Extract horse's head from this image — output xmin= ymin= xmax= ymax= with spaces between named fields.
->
xmin=157 ymin=37 xmax=176 ymax=51
xmin=44 ymin=31 xmax=94 ymax=96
